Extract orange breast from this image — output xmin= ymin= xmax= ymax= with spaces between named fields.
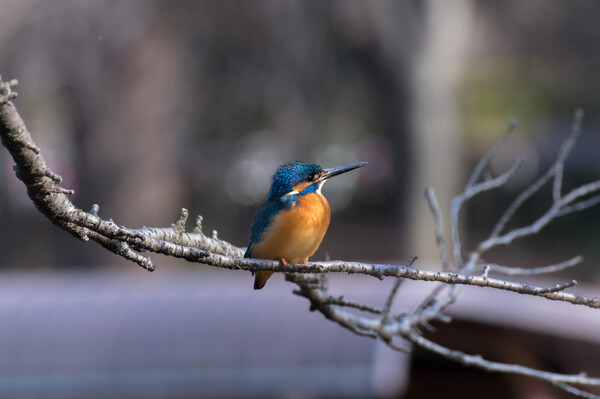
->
xmin=251 ymin=193 xmax=331 ymax=263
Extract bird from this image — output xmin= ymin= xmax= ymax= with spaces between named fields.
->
xmin=245 ymin=161 xmax=367 ymax=289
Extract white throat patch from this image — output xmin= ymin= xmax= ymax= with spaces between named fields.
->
xmin=282 ymin=190 xmax=299 ymax=197
xmin=315 ymin=180 xmax=325 ymax=195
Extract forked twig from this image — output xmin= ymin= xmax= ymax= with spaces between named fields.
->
xmin=2 ymin=76 xmax=600 ymax=397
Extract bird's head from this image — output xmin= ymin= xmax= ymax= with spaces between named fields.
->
xmin=268 ymin=161 xmax=367 ymax=199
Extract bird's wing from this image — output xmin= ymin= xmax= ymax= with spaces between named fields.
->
xmin=245 ymin=199 xmax=284 ymax=258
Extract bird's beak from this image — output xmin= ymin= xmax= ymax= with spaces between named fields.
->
xmin=319 ymin=162 xmax=368 ymax=181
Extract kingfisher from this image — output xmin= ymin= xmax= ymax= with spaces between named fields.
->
xmin=245 ymin=161 xmax=367 ymax=289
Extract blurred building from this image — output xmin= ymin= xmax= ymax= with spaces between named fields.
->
xmin=0 ymin=270 xmax=599 ymax=398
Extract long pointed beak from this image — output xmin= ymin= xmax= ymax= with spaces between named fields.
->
xmin=319 ymin=162 xmax=368 ymax=181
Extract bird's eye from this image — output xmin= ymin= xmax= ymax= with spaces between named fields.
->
xmin=308 ymin=173 xmax=318 ymax=182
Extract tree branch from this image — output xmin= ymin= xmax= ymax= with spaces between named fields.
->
xmin=480 ymin=256 xmax=583 ymax=276
xmin=408 ymin=332 xmax=600 ymax=399
xmin=425 ymin=187 xmax=450 ymax=271
xmin=2 ymin=76 xmax=600 ymax=397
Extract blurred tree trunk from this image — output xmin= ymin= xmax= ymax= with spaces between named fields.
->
xmin=408 ymin=0 xmax=474 ymax=267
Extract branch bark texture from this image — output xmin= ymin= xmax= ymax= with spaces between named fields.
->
xmin=2 ymin=76 xmax=600 ymax=398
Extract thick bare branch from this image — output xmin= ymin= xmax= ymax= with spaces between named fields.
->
xmin=3 ymin=75 xmax=600 ymax=397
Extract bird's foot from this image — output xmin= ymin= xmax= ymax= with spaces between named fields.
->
xmin=280 ymin=258 xmax=288 ymax=267
xmin=302 ymin=260 xmax=307 ymax=265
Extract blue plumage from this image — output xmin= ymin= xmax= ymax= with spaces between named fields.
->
xmin=244 ymin=199 xmax=282 ymax=258
xmin=268 ymin=161 xmax=323 ymax=199
xmin=245 ymin=161 xmax=322 ymax=258
xmin=245 ymin=160 xmax=367 ymax=289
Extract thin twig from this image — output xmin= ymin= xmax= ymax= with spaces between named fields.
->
xmin=536 ymin=280 xmax=577 ymax=294
xmin=481 ymin=256 xmax=583 ymax=276
xmin=552 ymin=382 xmax=600 ymax=399
xmin=557 ymin=195 xmax=600 ymax=218
xmin=492 ymin=109 xmax=585 ymax=238
xmin=322 ymin=296 xmax=383 ymax=314
xmin=467 ymin=118 xmax=517 ymax=189
xmin=553 ymin=109 xmax=585 ymax=203
xmin=480 ymin=180 xmax=600 ymax=251
xmin=425 ymin=187 xmax=450 ymax=271
xmin=452 ymin=158 xmax=524 ymax=266
xmin=381 ymin=278 xmax=405 ymax=323
xmin=3 ymin=76 xmax=600 ymax=397
xmin=387 ymin=340 xmax=412 ymax=354
xmin=408 ymin=332 xmax=600 ymax=395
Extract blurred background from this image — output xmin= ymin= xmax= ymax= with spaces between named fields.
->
xmin=1 ymin=1 xmax=600 ymax=398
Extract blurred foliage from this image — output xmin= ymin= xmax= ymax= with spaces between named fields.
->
xmin=0 ymin=0 xmax=599 ymax=280
xmin=462 ymin=66 xmax=558 ymax=141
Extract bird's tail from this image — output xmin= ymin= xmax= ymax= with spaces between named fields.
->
xmin=254 ymin=271 xmax=274 ymax=290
